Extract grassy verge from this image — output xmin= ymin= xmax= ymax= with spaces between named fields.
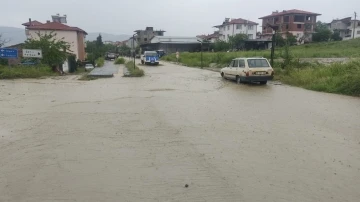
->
xmin=78 ymin=74 xmax=97 ymax=81
xmin=125 ymin=61 xmax=144 ymax=77
xmin=114 ymin=57 xmax=125 ymax=64
xmin=162 ymin=38 xmax=360 ymax=68
xmin=95 ymin=57 xmax=105 ymax=67
xmin=0 ymin=65 xmax=57 ymax=79
xmin=274 ymin=60 xmax=360 ymax=96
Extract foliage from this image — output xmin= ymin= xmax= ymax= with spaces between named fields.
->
xmin=86 ymin=34 xmax=117 ymax=63
xmin=24 ymin=32 xmax=70 ymax=66
xmin=312 ymin=21 xmax=332 ymax=42
xmin=0 ymin=33 xmax=10 ymax=48
xmin=118 ymin=45 xmax=131 ymax=56
xmin=114 ymin=57 xmax=125 ymax=64
xmin=281 ymin=42 xmax=293 ymax=69
xmin=68 ymin=55 xmax=77 ymax=73
xmin=228 ymin=34 xmax=248 ymax=50
xmin=331 ymin=31 xmax=342 ymax=41
xmin=0 ymin=65 xmax=56 ymax=79
xmin=275 ymin=32 xmax=297 ymax=47
xmin=214 ymin=40 xmax=230 ymax=52
xmin=125 ymin=61 xmax=144 ymax=77
xmin=274 ymin=60 xmax=360 ymax=96
xmin=95 ymin=57 xmax=105 ymax=67
xmin=96 ymin=34 xmax=103 ymax=47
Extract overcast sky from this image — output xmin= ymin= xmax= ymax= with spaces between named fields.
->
xmin=2 ymin=0 xmax=359 ymax=36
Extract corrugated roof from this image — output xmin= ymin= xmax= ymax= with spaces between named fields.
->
xmin=26 ymin=22 xmax=87 ymax=34
xmin=151 ymin=36 xmax=201 ymax=44
xmin=259 ymin=9 xmax=321 ymax=19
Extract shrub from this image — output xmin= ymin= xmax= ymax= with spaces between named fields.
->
xmin=114 ymin=57 xmax=125 ymax=64
xmin=0 ymin=65 xmax=56 ymax=79
xmin=95 ymin=57 xmax=105 ymax=67
xmin=125 ymin=61 xmax=144 ymax=77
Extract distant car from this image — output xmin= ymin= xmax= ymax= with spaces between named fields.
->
xmin=141 ymin=51 xmax=159 ymax=65
xmin=85 ymin=64 xmax=94 ymax=70
xmin=220 ymin=57 xmax=274 ymax=85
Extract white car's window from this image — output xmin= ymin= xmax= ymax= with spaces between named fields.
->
xmin=247 ymin=59 xmax=270 ymax=68
xmin=229 ymin=60 xmax=235 ymax=67
xmin=239 ymin=60 xmax=245 ymax=68
xmin=233 ymin=60 xmax=239 ymax=67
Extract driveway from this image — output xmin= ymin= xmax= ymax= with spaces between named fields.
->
xmin=0 ymin=62 xmax=359 ymax=202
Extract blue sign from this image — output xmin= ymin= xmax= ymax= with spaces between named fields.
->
xmin=0 ymin=48 xmax=18 ymax=59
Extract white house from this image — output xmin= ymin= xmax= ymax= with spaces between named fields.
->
xmin=214 ymin=18 xmax=258 ymax=41
xmin=328 ymin=17 xmax=360 ymax=40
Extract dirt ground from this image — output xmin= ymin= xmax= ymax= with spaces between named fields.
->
xmin=1 ymin=61 xmax=360 ymax=202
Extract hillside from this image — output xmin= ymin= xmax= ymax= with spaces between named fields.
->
xmin=0 ymin=26 xmax=131 ymax=46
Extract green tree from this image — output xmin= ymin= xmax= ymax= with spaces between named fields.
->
xmin=228 ymin=34 xmax=248 ymax=50
xmin=214 ymin=40 xmax=230 ymax=52
xmin=331 ymin=30 xmax=342 ymax=41
xmin=312 ymin=21 xmax=332 ymax=42
xmin=24 ymin=32 xmax=70 ymax=67
xmin=96 ymin=34 xmax=103 ymax=47
xmin=285 ymin=32 xmax=297 ymax=45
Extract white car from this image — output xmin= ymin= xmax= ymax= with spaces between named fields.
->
xmin=220 ymin=57 xmax=274 ymax=85
xmin=85 ymin=64 xmax=94 ymax=70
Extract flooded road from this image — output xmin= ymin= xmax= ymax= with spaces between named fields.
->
xmin=1 ymin=61 xmax=360 ymax=202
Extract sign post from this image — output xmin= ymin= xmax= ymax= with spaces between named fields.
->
xmin=0 ymin=48 xmax=18 ymax=67
xmin=23 ymin=49 xmax=43 ymax=58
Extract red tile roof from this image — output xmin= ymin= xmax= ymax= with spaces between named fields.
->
xmin=22 ymin=20 xmax=43 ymax=26
xmin=214 ymin=18 xmax=258 ymax=27
xmin=26 ymin=22 xmax=87 ymax=34
xmin=259 ymin=9 xmax=321 ymax=19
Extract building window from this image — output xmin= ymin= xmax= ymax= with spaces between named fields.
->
xmin=248 ymin=34 xmax=253 ymax=39
xmin=294 ymin=15 xmax=305 ymax=22
xmin=227 ymin=25 xmax=230 ymax=30
xmin=297 ymin=24 xmax=302 ymax=29
xmin=306 ymin=16 xmax=311 ymax=21
xmin=357 ymin=30 xmax=360 ymax=35
xmin=248 ymin=25 xmax=254 ymax=30
xmin=144 ymin=38 xmax=147 ymax=41
xmin=284 ymin=16 xmax=290 ymax=23
xmin=236 ymin=24 xmax=242 ymax=30
xmin=286 ymin=24 xmax=289 ymax=29
xmin=227 ymin=34 xmax=230 ymax=40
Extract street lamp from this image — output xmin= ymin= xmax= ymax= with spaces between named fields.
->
xmin=266 ymin=24 xmax=278 ymax=67
xmin=197 ymin=39 xmax=203 ymax=69
xmin=132 ymin=33 xmax=137 ymax=69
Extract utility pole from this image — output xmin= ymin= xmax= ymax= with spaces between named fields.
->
xmin=353 ymin=12 xmax=357 ymax=39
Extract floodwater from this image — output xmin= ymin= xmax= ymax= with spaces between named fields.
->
xmin=1 ymin=61 xmax=360 ymax=202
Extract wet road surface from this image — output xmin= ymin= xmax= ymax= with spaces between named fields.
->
xmin=1 ymin=61 xmax=360 ymax=202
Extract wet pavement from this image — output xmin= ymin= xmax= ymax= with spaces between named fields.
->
xmin=88 ymin=61 xmax=119 ymax=77
xmin=0 ymin=61 xmax=360 ymax=202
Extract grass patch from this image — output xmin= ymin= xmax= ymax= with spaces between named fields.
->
xmin=114 ymin=57 xmax=125 ymax=64
xmin=78 ymin=74 xmax=97 ymax=81
xmin=125 ymin=61 xmax=144 ymax=77
xmin=0 ymin=65 xmax=57 ymax=79
xmin=95 ymin=57 xmax=105 ymax=67
xmin=274 ymin=60 xmax=360 ymax=96
xmin=162 ymin=38 xmax=360 ymax=68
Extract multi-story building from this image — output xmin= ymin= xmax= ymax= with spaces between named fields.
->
xmin=328 ymin=17 xmax=360 ymax=40
xmin=22 ymin=15 xmax=87 ymax=61
xmin=259 ymin=9 xmax=321 ymax=43
xmin=214 ymin=18 xmax=258 ymax=41
xmin=134 ymin=27 xmax=165 ymax=45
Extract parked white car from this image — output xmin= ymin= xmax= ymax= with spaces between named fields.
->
xmin=220 ymin=57 xmax=274 ymax=85
xmin=85 ymin=64 xmax=94 ymax=70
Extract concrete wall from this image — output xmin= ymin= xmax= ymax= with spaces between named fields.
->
xmin=218 ymin=24 xmax=257 ymax=41
xmin=27 ymin=30 xmax=80 ymax=60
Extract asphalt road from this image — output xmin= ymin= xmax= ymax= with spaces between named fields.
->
xmin=0 ymin=61 xmax=360 ymax=202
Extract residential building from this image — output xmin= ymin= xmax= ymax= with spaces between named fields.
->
xmin=328 ymin=17 xmax=360 ymax=40
xmin=214 ymin=18 xmax=258 ymax=41
xmin=125 ymin=37 xmax=138 ymax=48
xmin=134 ymin=27 xmax=165 ymax=45
xmin=259 ymin=9 xmax=321 ymax=43
xmin=22 ymin=16 xmax=87 ymax=61
xmin=140 ymin=36 xmax=206 ymax=54
xmin=197 ymin=31 xmax=221 ymax=43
